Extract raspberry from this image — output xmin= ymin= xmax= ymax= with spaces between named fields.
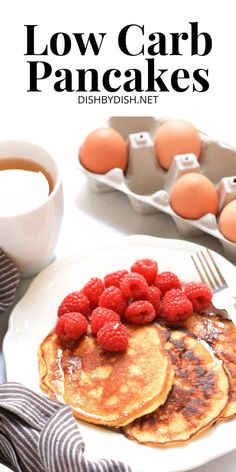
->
xmin=120 ymin=273 xmax=148 ymax=299
xmin=82 ymin=277 xmax=104 ymax=309
xmin=91 ymin=307 xmax=120 ymax=334
xmin=104 ymin=270 xmax=128 ymax=288
xmin=155 ymin=271 xmax=181 ymax=296
xmin=99 ymin=286 xmax=127 ymax=316
xmin=146 ymin=286 xmax=162 ymax=315
xmin=97 ymin=322 xmax=129 ymax=352
xmin=55 ymin=312 xmax=88 ymax=342
xmin=162 ymin=289 xmax=193 ymax=322
xmin=125 ymin=300 xmax=156 ymax=324
xmin=58 ymin=291 xmax=90 ymax=317
xmin=131 ymin=258 xmax=157 ymax=285
xmin=184 ymin=282 xmax=213 ymax=311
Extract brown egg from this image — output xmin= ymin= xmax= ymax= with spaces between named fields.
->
xmin=80 ymin=127 xmax=128 ymax=174
xmin=154 ymin=120 xmax=201 ymax=170
xmin=170 ymin=173 xmax=218 ymax=219
xmin=219 ymin=200 xmax=236 ymax=242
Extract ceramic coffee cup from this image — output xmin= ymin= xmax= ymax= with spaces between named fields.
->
xmin=0 ymin=140 xmax=64 ymax=277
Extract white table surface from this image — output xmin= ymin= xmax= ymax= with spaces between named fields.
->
xmin=1 ymin=162 xmax=236 ymax=472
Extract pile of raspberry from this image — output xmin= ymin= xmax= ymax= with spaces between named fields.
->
xmin=55 ymin=258 xmax=212 ymax=352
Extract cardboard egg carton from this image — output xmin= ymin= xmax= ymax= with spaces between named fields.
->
xmin=78 ymin=116 xmax=236 ymax=261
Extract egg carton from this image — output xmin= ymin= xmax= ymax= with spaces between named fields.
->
xmin=78 ymin=116 xmax=236 ymax=261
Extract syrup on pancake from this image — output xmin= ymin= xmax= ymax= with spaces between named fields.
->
xmin=39 ymin=324 xmax=174 ymax=427
xmin=124 ymin=330 xmax=229 ymax=446
xmin=182 ymin=313 xmax=236 ymax=419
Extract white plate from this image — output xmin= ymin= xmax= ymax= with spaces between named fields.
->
xmin=3 ymin=235 xmax=236 ymax=472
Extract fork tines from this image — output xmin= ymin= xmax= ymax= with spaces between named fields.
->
xmin=191 ymin=249 xmax=227 ymax=292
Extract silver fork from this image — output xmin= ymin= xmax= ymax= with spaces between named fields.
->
xmin=191 ymin=248 xmax=236 ymax=326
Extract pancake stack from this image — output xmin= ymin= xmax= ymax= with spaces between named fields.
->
xmin=38 ymin=314 xmax=235 ymax=447
xmin=39 ymin=324 xmax=174 ymax=427
xmin=180 ymin=313 xmax=236 ymax=420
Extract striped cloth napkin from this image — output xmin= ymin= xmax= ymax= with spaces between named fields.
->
xmin=0 ymin=249 xmax=20 ymax=315
xmin=0 ymin=383 xmax=132 ymax=472
xmin=0 ymin=249 xmax=133 ymax=472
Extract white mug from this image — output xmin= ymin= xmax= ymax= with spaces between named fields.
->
xmin=0 ymin=140 xmax=64 ymax=277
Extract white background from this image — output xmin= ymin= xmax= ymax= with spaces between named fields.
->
xmin=1 ymin=1 xmax=236 ymax=472
xmin=0 ymin=0 xmax=236 ymax=149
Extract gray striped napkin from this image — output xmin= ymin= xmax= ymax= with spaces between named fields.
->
xmin=0 ymin=383 xmax=132 ymax=472
xmin=0 ymin=250 xmax=133 ymax=472
xmin=0 ymin=249 xmax=20 ymax=314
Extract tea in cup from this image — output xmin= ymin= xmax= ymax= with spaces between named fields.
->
xmin=0 ymin=141 xmax=64 ymax=277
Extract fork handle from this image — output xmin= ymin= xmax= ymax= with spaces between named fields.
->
xmin=222 ymin=298 xmax=236 ymax=326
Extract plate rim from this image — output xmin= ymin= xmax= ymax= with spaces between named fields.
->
xmin=3 ymin=234 xmax=236 ymax=472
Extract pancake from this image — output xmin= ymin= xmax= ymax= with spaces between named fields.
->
xmin=124 ymin=330 xmax=229 ymax=446
xmin=39 ymin=324 xmax=174 ymax=427
xmin=181 ymin=313 xmax=236 ymax=419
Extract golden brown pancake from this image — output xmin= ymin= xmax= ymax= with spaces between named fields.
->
xmin=181 ymin=313 xmax=236 ymax=419
xmin=39 ymin=324 xmax=174 ymax=427
xmin=124 ymin=330 xmax=229 ymax=446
